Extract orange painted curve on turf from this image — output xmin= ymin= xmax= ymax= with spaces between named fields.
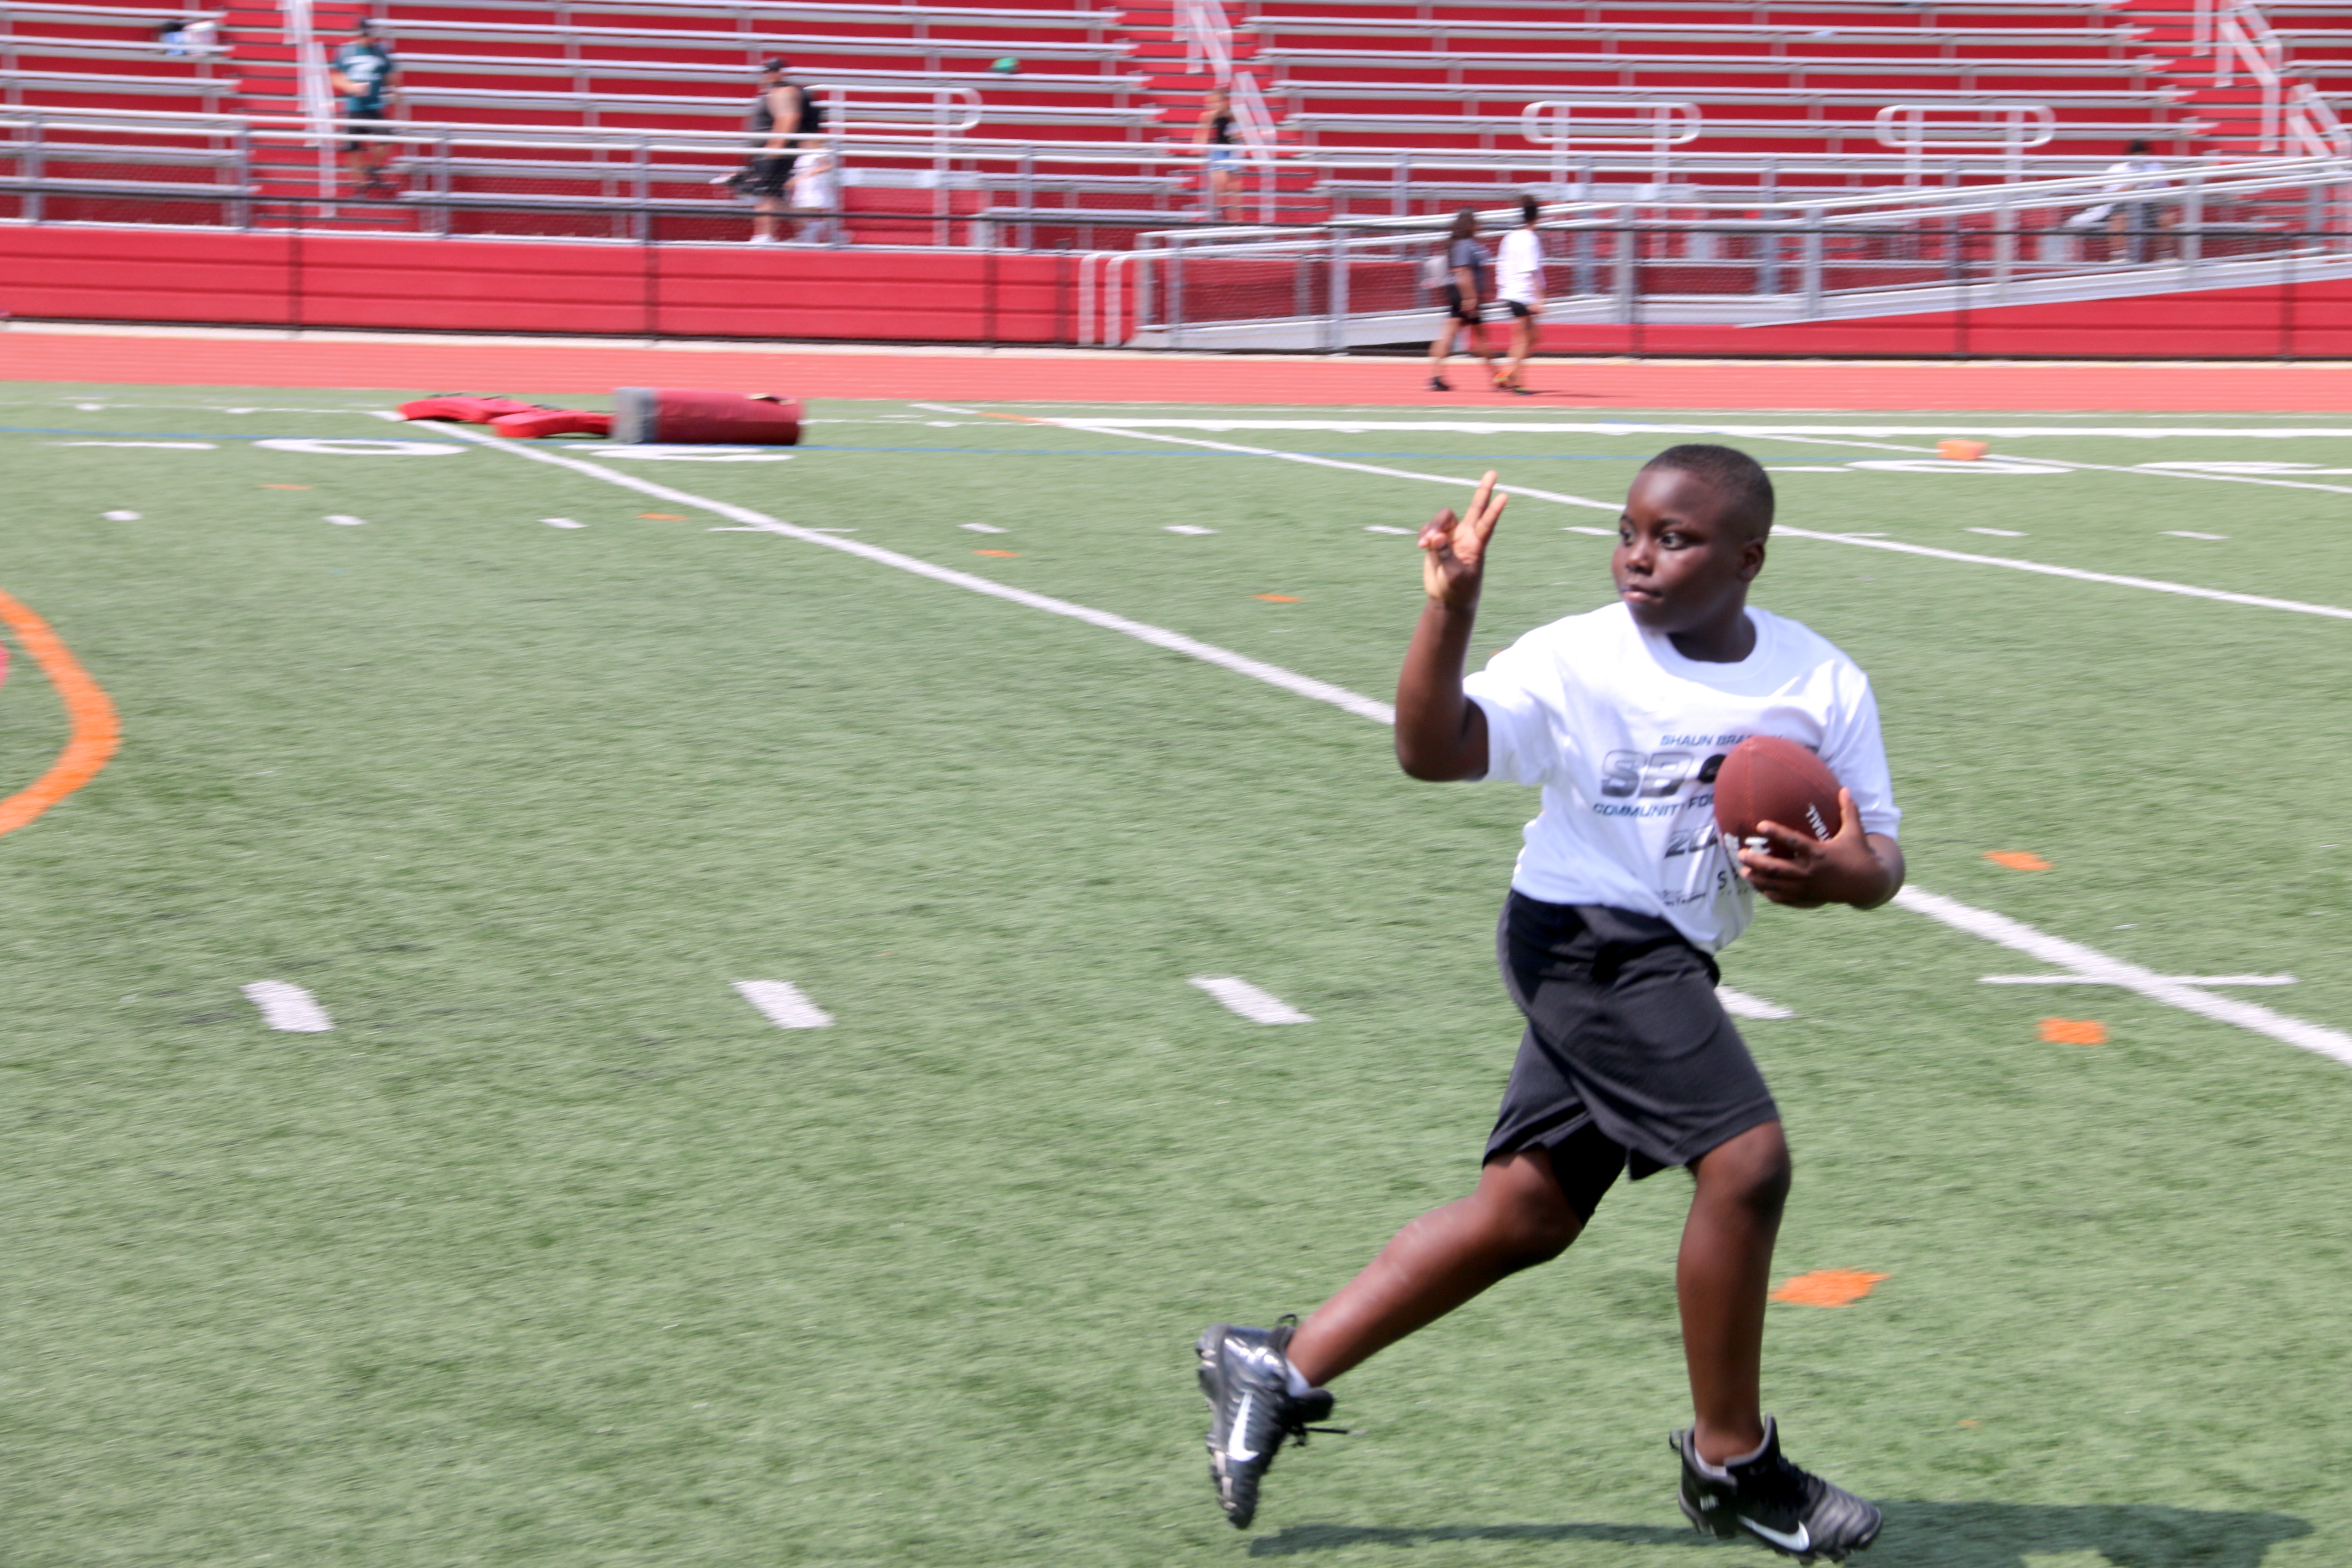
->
xmin=2040 ymin=1018 xmax=2109 ymax=1046
xmin=0 ymin=588 xmax=120 ymax=839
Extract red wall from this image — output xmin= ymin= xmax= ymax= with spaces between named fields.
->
xmin=0 ymin=226 xmax=1074 ymax=345
xmin=1 ymin=224 xmax=2346 ymax=357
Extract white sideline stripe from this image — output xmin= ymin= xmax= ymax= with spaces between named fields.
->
xmin=450 ymin=419 xmax=2352 ymax=1068
xmin=2164 ymin=530 xmax=2228 ymax=540
xmin=439 ymin=422 xmax=1397 ymax=725
xmin=733 ymin=980 xmax=834 ymax=1029
xmin=541 ymin=516 xmax=585 ymax=529
xmin=1365 ymin=524 xmax=1415 ymax=534
xmin=1189 ymin=975 xmax=1314 ymax=1024
xmin=242 ymin=980 xmax=332 ymax=1032
xmin=325 ymin=514 xmax=368 ymax=526
xmin=1718 ymin=986 xmax=1793 ymax=1020
xmin=1774 ymin=528 xmax=2352 ymax=621
xmin=1981 ymin=973 xmax=2297 ymax=986
xmin=1896 ymin=888 xmax=2352 ymax=1067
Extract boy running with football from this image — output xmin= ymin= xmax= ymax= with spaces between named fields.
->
xmin=1195 ymin=446 xmax=1904 ymax=1562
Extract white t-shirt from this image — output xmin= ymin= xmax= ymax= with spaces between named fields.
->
xmin=1496 ymin=226 xmax=1543 ymax=303
xmin=1463 ymin=600 xmax=1899 ymax=952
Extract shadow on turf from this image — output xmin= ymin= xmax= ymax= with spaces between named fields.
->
xmin=1249 ymin=1502 xmax=2312 ymax=1565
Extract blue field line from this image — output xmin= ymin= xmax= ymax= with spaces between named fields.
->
xmin=801 ymin=445 xmax=1678 ymax=459
xmin=1 ymin=425 xmax=363 ymax=441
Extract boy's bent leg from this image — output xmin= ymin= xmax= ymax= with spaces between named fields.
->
xmin=1286 ymin=1145 xmax=1586 ymax=1387
xmin=1676 ymin=1119 xmax=1790 ymax=1465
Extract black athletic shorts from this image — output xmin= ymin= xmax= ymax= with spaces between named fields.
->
xmin=743 ymin=154 xmax=796 ymax=198
xmin=342 ymin=110 xmax=389 ymax=154
xmin=1484 ymin=893 xmax=1779 ymax=1220
xmin=1442 ymin=284 xmax=1481 ymax=325
xmin=1504 ymin=298 xmax=1534 ymax=319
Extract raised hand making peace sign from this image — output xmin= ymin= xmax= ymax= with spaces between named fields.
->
xmin=1419 ymin=469 xmax=1509 ymax=608
xmin=1395 ymin=469 xmax=1510 ymax=780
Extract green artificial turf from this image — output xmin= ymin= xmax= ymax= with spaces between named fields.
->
xmin=0 ymin=386 xmax=2346 ymax=1567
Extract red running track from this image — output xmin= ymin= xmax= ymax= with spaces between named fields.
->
xmin=3 ymin=325 xmax=2349 ymax=409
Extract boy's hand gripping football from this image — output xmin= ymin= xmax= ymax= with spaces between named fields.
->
xmin=1420 ymin=470 xmax=1508 ymax=607
xmin=1735 ymin=787 xmax=1903 ymax=910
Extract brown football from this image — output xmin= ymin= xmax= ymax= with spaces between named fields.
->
xmin=1712 ymin=735 xmax=1844 ymax=847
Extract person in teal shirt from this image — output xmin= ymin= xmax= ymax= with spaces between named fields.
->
xmin=329 ymin=18 xmax=398 ymax=193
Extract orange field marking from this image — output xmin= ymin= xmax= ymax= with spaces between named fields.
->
xmin=974 ymin=549 xmax=1020 ymax=558
xmin=0 ymin=588 xmax=121 ymax=839
xmin=1254 ymin=594 xmax=1301 ymax=603
xmin=1937 ymin=438 xmax=1990 ymax=460
xmin=1771 ymin=1269 xmax=1888 ymax=1308
xmin=639 ymin=512 xmax=686 ymax=520
xmin=261 ymin=483 xmax=312 ymax=490
xmin=1984 ymin=850 xmax=2051 ymax=870
xmin=2040 ymin=1017 xmax=2108 ymax=1045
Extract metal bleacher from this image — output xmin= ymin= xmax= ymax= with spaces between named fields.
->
xmin=0 ymin=3 xmax=236 ymax=111
xmin=0 ymin=0 xmax=2328 ymax=254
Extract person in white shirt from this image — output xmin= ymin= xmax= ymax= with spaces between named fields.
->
xmin=1494 ymin=193 xmax=1545 ymax=395
xmin=1194 ymin=447 xmax=1902 ymax=1563
xmin=787 ymin=148 xmax=840 ymax=245
xmin=2069 ymin=139 xmax=2171 ymax=263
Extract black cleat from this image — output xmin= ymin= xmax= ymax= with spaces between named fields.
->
xmin=1672 ymin=1418 xmax=1881 ymax=1563
xmin=1194 ymin=1320 xmax=1335 ymax=1529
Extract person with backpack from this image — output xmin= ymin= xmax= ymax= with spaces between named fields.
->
xmin=722 ymin=58 xmax=823 ymax=245
xmin=1426 ymin=209 xmax=1498 ymax=392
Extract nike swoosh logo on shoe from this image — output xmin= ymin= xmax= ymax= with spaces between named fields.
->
xmin=1738 ymin=1517 xmax=1810 ymax=1552
xmin=1227 ymin=1393 xmax=1260 ymax=1462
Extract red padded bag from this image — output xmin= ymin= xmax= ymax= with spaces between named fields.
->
xmin=489 ymin=408 xmax=614 ymax=439
xmin=610 ymin=389 xmax=801 ymax=446
xmin=398 ymin=395 xmax=548 ymax=424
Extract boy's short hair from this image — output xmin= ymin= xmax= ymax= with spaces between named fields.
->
xmin=1518 ymin=193 xmax=1539 ymax=226
xmin=1641 ymin=444 xmax=1774 ymax=538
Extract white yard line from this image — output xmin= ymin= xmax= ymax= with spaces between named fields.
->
xmin=242 ymin=980 xmax=333 ymax=1032
xmin=733 ymin=980 xmax=835 ymax=1029
xmin=1772 ymin=528 xmax=2352 ymax=621
xmin=1717 ymin=986 xmax=1794 ymax=1020
xmin=1004 ymin=414 xmax=2352 ymax=622
xmin=1981 ymin=972 xmax=2297 ymax=986
xmin=450 ymin=419 xmax=2351 ymax=1067
xmin=1001 ymin=413 xmax=1629 ymax=514
xmin=436 ymin=422 xmax=1396 ymax=725
xmin=1897 ymin=888 xmax=2352 ymax=1067
xmin=1189 ymin=975 xmax=1315 ymax=1024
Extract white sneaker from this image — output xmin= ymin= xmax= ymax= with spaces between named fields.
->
xmin=749 ymin=233 xmax=777 ymax=245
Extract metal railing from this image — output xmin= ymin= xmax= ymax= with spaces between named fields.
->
xmin=1081 ymin=152 xmax=2352 ymax=347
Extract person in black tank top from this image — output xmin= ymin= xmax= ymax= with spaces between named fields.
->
xmin=1194 ymin=85 xmax=1242 ymax=220
xmin=726 ymin=57 xmax=818 ymax=245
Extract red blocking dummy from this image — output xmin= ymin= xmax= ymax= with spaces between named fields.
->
xmin=610 ymin=389 xmax=802 ymax=446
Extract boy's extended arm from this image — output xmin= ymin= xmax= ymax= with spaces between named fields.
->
xmin=1736 ymin=789 xmax=1905 ymax=910
xmin=1396 ymin=471 xmax=1506 ymax=781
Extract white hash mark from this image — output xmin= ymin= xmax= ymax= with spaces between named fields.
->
xmin=243 ymin=981 xmax=333 ymax=1032
xmin=1188 ymin=976 xmax=1314 ymax=1025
